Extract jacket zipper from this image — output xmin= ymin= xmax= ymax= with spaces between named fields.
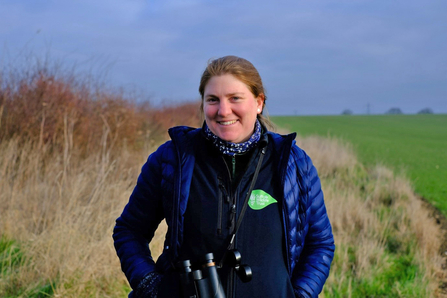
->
xmin=222 ymin=155 xmax=236 ymax=298
xmin=231 ymin=155 xmax=236 ymax=180
xmin=218 ymin=188 xmax=223 ymax=236
xmin=217 ymin=177 xmax=228 ymax=236
xmin=222 ymin=156 xmax=236 ymax=234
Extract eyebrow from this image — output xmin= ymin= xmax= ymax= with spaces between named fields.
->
xmin=205 ymin=92 xmax=245 ymax=98
xmin=227 ymin=92 xmax=244 ymax=96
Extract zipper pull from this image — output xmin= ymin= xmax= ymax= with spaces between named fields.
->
xmin=218 ymin=178 xmax=230 ymax=203
xmin=229 ymin=203 xmax=236 ymax=232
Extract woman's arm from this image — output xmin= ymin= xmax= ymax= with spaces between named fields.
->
xmin=290 ymin=148 xmax=335 ymax=298
xmin=113 ymin=142 xmax=169 ymax=291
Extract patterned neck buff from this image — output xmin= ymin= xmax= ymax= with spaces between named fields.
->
xmin=204 ymin=119 xmax=262 ymax=156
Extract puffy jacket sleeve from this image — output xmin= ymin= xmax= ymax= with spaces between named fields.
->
xmin=290 ymin=147 xmax=335 ymax=298
xmin=112 ymin=142 xmax=169 ymax=290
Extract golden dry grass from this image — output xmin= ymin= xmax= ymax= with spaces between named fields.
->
xmin=0 ymin=137 xmax=140 ymax=296
xmin=0 ymin=133 xmax=444 ymax=297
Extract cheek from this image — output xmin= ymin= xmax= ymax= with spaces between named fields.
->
xmin=203 ymin=105 xmax=215 ymax=119
xmin=242 ymin=105 xmax=258 ymax=120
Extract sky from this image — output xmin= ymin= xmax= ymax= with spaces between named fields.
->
xmin=1 ymin=0 xmax=446 ymax=115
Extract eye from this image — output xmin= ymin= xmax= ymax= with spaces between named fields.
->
xmin=231 ymin=96 xmax=241 ymax=101
xmin=206 ymin=97 xmax=218 ymax=103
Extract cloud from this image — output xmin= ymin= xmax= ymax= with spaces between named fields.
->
xmin=1 ymin=0 xmax=446 ymax=114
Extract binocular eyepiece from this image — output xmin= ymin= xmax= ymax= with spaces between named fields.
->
xmin=178 ymin=253 xmax=225 ymax=298
xmin=178 ymin=251 xmax=252 ymax=298
xmin=225 ymin=250 xmax=252 ymax=283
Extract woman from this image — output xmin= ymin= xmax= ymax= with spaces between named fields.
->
xmin=113 ymin=56 xmax=335 ymax=298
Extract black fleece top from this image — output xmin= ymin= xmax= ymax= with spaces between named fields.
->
xmin=172 ymin=133 xmax=294 ymax=298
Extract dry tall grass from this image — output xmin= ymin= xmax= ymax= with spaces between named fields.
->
xmin=1 ymin=133 xmax=444 ymax=297
xmin=0 ymin=139 xmax=132 ymax=296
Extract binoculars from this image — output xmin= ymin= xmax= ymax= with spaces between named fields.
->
xmin=178 ymin=251 xmax=252 ymax=298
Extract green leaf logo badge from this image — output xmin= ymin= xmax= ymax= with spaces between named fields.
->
xmin=248 ymin=189 xmax=277 ymax=210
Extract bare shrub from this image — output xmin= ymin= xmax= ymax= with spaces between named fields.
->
xmin=148 ymin=101 xmax=202 ymax=140
xmin=0 ymin=63 xmax=201 ymax=158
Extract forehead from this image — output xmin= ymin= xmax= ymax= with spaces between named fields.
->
xmin=204 ymin=74 xmax=251 ymax=95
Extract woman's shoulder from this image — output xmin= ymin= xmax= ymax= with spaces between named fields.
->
xmin=150 ymin=126 xmax=201 ymax=153
xmin=266 ymin=130 xmax=296 ymax=149
xmin=149 ymin=126 xmax=201 ymax=164
xmin=266 ymin=130 xmax=306 ymax=158
xmin=266 ymin=130 xmax=312 ymax=170
xmin=168 ymin=125 xmax=201 ymax=140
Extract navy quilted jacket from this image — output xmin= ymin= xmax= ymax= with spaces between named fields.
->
xmin=113 ymin=126 xmax=335 ymax=298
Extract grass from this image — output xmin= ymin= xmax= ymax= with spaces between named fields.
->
xmin=0 ymin=236 xmax=56 ymax=297
xmin=0 ymin=236 xmax=23 ymax=276
xmin=294 ymin=136 xmax=443 ymax=297
xmin=272 ymin=114 xmax=447 ymax=214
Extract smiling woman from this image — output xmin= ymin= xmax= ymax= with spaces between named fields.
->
xmin=203 ymin=74 xmax=263 ymax=143
xmin=113 ymin=55 xmax=335 ymax=298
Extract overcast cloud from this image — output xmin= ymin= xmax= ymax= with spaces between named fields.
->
xmin=1 ymin=0 xmax=446 ymax=115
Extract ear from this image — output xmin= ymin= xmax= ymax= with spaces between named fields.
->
xmin=256 ymin=94 xmax=265 ymax=114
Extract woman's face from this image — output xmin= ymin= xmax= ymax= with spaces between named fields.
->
xmin=203 ymin=74 xmax=263 ymax=143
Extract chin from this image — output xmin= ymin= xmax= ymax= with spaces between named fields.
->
xmin=218 ymin=136 xmax=236 ymax=143
xmin=215 ymin=133 xmax=237 ymax=143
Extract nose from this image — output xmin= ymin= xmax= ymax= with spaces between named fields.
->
xmin=218 ymin=100 xmax=231 ymax=117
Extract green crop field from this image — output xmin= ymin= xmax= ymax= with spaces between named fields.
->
xmin=272 ymin=114 xmax=447 ymax=214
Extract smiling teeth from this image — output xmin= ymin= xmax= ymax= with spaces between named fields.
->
xmin=219 ymin=120 xmax=237 ymax=125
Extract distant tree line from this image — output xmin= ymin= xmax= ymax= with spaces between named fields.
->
xmin=417 ymin=108 xmax=434 ymax=114
xmin=385 ymin=107 xmax=403 ymax=115
xmin=341 ymin=107 xmax=434 ymax=115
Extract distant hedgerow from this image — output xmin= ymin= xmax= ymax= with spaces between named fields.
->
xmin=0 ymin=61 xmax=201 ymax=157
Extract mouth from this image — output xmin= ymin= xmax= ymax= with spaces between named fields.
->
xmin=217 ymin=120 xmax=238 ymax=126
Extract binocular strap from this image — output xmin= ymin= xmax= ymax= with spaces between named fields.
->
xmin=219 ymin=146 xmax=266 ymax=267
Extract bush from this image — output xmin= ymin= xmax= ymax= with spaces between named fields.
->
xmin=417 ymin=108 xmax=434 ymax=114
xmin=385 ymin=107 xmax=403 ymax=115
xmin=0 ymin=62 xmax=201 ymax=158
